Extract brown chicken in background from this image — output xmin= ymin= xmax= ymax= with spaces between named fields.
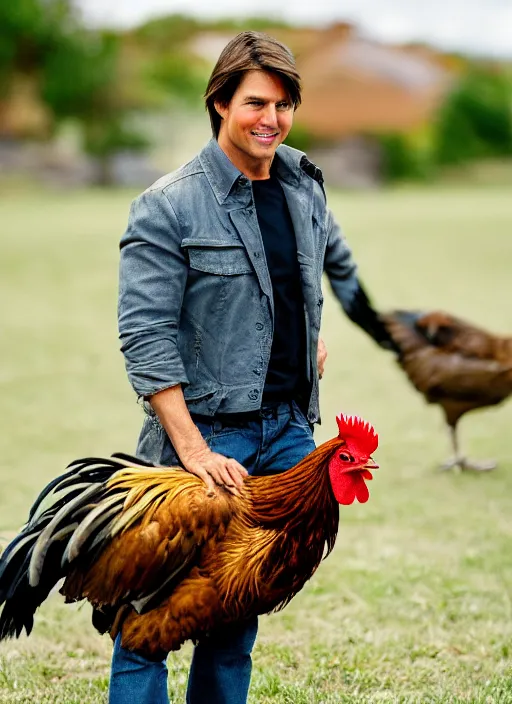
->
xmin=381 ymin=309 xmax=512 ymax=471
xmin=0 ymin=414 xmax=378 ymax=660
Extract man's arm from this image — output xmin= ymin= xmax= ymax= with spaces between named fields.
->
xmin=150 ymin=386 xmax=247 ymax=495
xmin=118 ymin=188 xmax=189 ymax=397
xmin=118 ymin=189 xmax=246 ymax=494
xmin=323 ymin=208 xmax=397 ymax=351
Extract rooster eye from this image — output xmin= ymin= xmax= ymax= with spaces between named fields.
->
xmin=339 ymin=452 xmax=354 ymax=462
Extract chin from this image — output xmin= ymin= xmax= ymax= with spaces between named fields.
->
xmin=248 ymin=143 xmax=276 ymax=155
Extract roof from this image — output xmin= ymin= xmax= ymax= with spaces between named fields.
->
xmin=295 ymin=25 xmax=453 ymax=138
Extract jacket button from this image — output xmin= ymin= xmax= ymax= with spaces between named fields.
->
xmin=248 ymin=390 xmax=259 ymax=401
xmin=255 ymin=323 xmax=264 ymax=331
xmin=239 ymin=176 xmax=249 ymax=187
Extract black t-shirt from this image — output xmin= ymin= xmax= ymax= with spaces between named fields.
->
xmin=252 ymin=171 xmax=307 ymax=402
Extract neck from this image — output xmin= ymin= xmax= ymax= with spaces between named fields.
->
xmin=216 ymin=135 xmax=273 ymax=180
xmin=246 ymin=437 xmax=341 ymax=552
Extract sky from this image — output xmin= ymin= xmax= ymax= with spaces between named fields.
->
xmin=76 ymin=0 xmax=512 ymax=59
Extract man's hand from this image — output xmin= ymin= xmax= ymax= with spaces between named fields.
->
xmin=150 ymin=385 xmax=248 ymax=497
xmin=181 ymin=446 xmax=248 ymax=497
xmin=317 ymin=337 xmax=327 ymax=379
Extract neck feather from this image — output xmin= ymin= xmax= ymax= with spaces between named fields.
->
xmin=245 ymin=437 xmax=341 ymax=551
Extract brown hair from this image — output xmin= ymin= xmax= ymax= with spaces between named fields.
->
xmin=204 ymin=31 xmax=302 ymax=138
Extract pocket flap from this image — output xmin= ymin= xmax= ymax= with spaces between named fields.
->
xmin=182 ymin=240 xmax=253 ymax=275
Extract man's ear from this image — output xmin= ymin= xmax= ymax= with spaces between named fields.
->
xmin=214 ymin=101 xmax=227 ymax=120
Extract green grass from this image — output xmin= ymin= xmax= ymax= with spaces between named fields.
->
xmin=1 ymin=183 xmax=511 ymax=702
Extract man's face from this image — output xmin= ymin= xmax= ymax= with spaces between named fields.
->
xmin=215 ymin=69 xmax=294 ymax=178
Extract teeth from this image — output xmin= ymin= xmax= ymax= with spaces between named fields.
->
xmin=253 ymin=132 xmax=276 ymax=137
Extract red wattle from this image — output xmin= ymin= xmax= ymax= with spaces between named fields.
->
xmin=331 ymin=471 xmax=370 ymax=505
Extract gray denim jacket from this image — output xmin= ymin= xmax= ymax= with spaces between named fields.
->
xmin=118 ymin=138 xmax=359 ymax=427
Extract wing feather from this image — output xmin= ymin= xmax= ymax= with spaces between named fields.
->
xmin=0 ymin=456 xmax=236 ymax=642
xmin=382 ymin=311 xmax=512 ymax=405
xmin=63 ymin=470 xmax=235 ymax=608
xmin=394 ymin=339 xmax=511 ymax=404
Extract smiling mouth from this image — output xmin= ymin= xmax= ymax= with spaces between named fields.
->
xmin=251 ymin=132 xmax=279 ymax=143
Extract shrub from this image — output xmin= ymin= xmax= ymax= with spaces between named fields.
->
xmin=434 ymin=65 xmax=512 ymax=165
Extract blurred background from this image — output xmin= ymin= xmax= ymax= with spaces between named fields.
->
xmin=1 ymin=0 xmax=512 ymax=188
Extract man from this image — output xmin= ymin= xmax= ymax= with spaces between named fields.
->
xmin=114 ymin=30 xmax=393 ymax=704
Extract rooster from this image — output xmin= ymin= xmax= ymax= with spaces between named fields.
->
xmin=382 ymin=309 xmax=512 ymax=471
xmin=0 ymin=414 xmax=378 ymax=660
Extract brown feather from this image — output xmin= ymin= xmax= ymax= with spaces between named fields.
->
xmin=63 ymin=472 xmax=234 ymax=607
xmin=58 ymin=439 xmax=344 ymax=658
xmin=111 ymin=439 xmax=342 ymax=657
xmin=1 ymin=436 xmax=349 ymax=658
xmin=382 ymin=310 xmax=512 ymax=427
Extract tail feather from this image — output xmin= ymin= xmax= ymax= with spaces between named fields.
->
xmin=388 ymin=310 xmax=424 ymax=328
xmin=0 ymin=455 xmax=152 ymax=642
xmin=0 ymin=600 xmax=32 ymax=640
xmin=87 ymin=504 xmax=130 ymax=556
xmin=62 ymin=496 xmax=125 ymax=565
xmin=26 ymin=466 xmax=84 ymax=524
xmin=26 ymin=458 xmax=121 ymax=524
xmin=0 ymin=535 xmax=39 ymax=602
xmin=27 ymin=465 xmax=122 ymax=527
xmin=381 ymin=309 xmax=430 ymax=358
xmin=29 ymin=483 xmax=103 ymax=588
xmin=111 ymin=452 xmax=156 ymax=468
xmin=0 ymin=535 xmax=68 ymax=639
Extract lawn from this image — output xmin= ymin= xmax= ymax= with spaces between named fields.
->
xmin=0 ymin=182 xmax=511 ymax=703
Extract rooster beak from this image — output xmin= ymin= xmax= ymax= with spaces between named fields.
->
xmin=364 ymin=458 xmax=379 ymax=470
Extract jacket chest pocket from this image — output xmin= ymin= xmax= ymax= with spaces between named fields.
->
xmin=182 ymin=238 xmax=253 ymax=276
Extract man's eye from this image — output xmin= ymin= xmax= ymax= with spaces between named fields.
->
xmin=277 ymin=102 xmax=290 ymax=110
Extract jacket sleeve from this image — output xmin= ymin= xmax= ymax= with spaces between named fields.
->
xmin=323 ymin=208 xmax=397 ymax=350
xmin=118 ymin=187 xmax=189 ymax=398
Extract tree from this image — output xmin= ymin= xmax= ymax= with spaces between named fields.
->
xmin=0 ymin=0 xmax=72 ymax=84
xmin=0 ymin=1 xmax=151 ymax=184
xmin=42 ymin=30 xmax=151 ymax=184
xmin=435 ymin=65 xmax=512 ymax=165
xmin=0 ymin=0 xmax=77 ymax=136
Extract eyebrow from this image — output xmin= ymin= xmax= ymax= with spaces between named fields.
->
xmin=243 ymin=95 xmax=289 ymax=102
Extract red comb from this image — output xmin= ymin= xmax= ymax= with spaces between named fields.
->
xmin=336 ymin=414 xmax=378 ymax=455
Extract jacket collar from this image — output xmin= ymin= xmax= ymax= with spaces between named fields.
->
xmin=198 ymin=137 xmax=304 ymax=205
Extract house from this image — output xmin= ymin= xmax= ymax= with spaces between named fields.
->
xmin=292 ymin=23 xmax=453 ymax=186
xmin=294 ymin=23 xmax=450 ymax=137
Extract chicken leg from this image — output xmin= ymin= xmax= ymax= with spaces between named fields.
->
xmin=440 ymin=425 xmax=496 ymax=472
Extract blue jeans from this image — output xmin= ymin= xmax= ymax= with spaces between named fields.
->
xmin=109 ymin=401 xmax=315 ymax=704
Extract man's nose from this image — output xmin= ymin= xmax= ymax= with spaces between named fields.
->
xmin=261 ymin=104 xmax=278 ymax=126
